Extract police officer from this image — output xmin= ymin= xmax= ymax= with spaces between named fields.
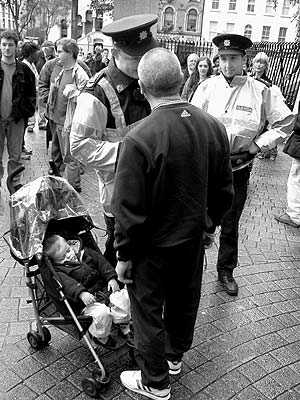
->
xmin=70 ymin=14 xmax=158 ymax=266
xmin=191 ymin=34 xmax=295 ymax=296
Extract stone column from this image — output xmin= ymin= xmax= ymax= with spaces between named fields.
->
xmin=92 ymin=10 xmax=96 ymax=32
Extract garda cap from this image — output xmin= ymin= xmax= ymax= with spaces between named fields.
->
xmin=102 ymin=14 xmax=158 ymax=57
xmin=213 ymin=34 xmax=253 ymax=55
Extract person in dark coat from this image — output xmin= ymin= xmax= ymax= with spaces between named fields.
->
xmin=111 ymin=47 xmax=233 ymax=400
xmin=0 ymin=30 xmax=36 ymax=191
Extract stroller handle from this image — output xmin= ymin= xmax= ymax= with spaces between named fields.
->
xmin=6 ymin=166 xmax=25 ymax=195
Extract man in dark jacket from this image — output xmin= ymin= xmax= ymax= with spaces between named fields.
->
xmin=111 ymin=48 xmax=233 ymax=400
xmin=0 ymin=30 xmax=36 ymax=190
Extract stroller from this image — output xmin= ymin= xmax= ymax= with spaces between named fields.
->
xmin=3 ymin=169 xmax=132 ymax=398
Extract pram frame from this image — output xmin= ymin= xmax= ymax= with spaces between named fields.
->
xmin=4 ymin=169 xmax=113 ymax=397
xmin=3 ymin=229 xmax=110 ymax=393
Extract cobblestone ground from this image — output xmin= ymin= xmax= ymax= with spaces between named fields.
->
xmin=0 ymin=128 xmax=299 ymax=400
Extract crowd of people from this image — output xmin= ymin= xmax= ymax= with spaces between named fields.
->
xmin=0 ymin=13 xmax=299 ymax=400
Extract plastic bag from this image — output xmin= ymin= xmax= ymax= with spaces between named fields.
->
xmin=109 ymin=288 xmax=131 ymax=324
xmin=83 ymin=302 xmax=112 ymax=341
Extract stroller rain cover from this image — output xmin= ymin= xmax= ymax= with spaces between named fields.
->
xmin=9 ymin=176 xmax=91 ymax=260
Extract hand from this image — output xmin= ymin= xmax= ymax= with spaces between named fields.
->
xmin=248 ymin=141 xmax=260 ymax=155
xmin=79 ymin=291 xmax=96 ymax=306
xmin=107 ymin=279 xmax=120 ymax=293
xmin=63 ymin=84 xmax=76 ymax=98
xmin=116 ymin=260 xmax=133 ymax=284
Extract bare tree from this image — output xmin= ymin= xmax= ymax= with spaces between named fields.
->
xmin=0 ymin=0 xmax=39 ymax=39
xmin=35 ymin=0 xmax=71 ymax=39
xmin=90 ymin=0 xmax=114 ymax=18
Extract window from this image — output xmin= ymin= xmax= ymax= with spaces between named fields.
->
xmin=212 ymin=0 xmax=219 ymax=10
xmin=244 ymin=24 xmax=252 ymax=39
xmin=226 ymin=22 xmax=235 ymax=33
xmin=247 ymin=0 xmax=255 ymax=13
xmin=282 ymin=0 xmax=290 ymax=16
xmin=209 ymin=21 xmax=218 ymax=41
xmin=229 ymin=0 xmax=236 ymax=11
xmin=278 ymin=27 xmax=287 ymax=42
xmin=261 ymin=25 xmax=271 ymax=41
xmin=163 ymin=7 xmax=174 ymax=29
xmin=186 ymin=9 xmax=198 ymax=32
xmin=265 ymin=0 xmax=274 ymax=14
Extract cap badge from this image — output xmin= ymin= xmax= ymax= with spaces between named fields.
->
xmin=139 ymin=30 xmax=148 ymax=41
xmin=224 ymin=39 xmax=231 ymax=47
xmin=116 ymin=84 xmax=124 ymax=92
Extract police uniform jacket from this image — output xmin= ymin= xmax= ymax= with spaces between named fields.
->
xmin=111 ymin=101 xmax=233 ymax=261
xmin=191 ymin=74 xmax=295 ymax=170
xmin=70 ymin=58 xmax=150 ymax=213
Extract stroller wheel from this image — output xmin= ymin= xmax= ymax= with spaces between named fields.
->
xmin=92 ymin=369 xmax=110 ymax=386
xmin=27 ymin=328 xmax=51 ymax=350
xmin=27 ymin=331 xmax=43 ymax=349
xmin=42 ymin=327 xmax=51 ymax=345
xmin=82 ymin=377 xmax=100 ymax=398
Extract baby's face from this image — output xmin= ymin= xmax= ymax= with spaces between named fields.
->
xmin=50 ymin=236 xmax=70 ymax=263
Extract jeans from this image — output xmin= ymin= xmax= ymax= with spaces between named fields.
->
xmin=50 ymin=120 xmax=81 ymax=189
xmin=49 ymin=120 xmax=64 ymax=176
xmin=0 ymin=119 xmax=24 ymax=186
xmin=128 ymin=238 xmax=204 ymax=389
xmin=287 ymin=158 xmax=300 ymax=224
xmin=217 ymin=166 xmax=250 ymax=272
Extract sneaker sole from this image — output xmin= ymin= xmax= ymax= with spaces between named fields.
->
xmin=169 ymin=368 xmax=181 ymax=375
xmin=121 ymin=380 xmax=171 ymax=400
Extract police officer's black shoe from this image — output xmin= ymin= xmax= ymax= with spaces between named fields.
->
xmin=218 ymin=270 xmax=238 ymax=296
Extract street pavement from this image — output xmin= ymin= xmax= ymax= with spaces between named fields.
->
xmin=0 ymin=127 xmax=299 ymax=400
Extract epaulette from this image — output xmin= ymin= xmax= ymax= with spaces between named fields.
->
xmin=255 ymin=77 xmax=272 ymax=88
xmin=85 ymin=68 xmax=107 ymax=89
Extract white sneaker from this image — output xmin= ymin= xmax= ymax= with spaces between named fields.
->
xmin=120 ymin=370 xmax=171 ymax=400
xmin=167 ymin=360 xmax=182 ymax=375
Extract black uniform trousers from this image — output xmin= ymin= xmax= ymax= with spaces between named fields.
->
xmin=217 ymin=165 xmax=251 ymax=272
xmin=127 ymin=237 xmax=204 ymax=389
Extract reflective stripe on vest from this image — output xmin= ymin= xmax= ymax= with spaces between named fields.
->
xmin=96 ymin=76 xmax=130 ymax=143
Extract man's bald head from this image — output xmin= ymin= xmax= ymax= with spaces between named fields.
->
xmin=138 ymin=48 xmax=183 ymax=98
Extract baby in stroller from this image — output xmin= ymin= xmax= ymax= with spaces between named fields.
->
xmin=43 ymin=233 xmax=132 ymax=349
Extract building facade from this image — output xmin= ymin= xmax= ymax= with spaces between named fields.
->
xmin=201 ymin=0 xmax=297 ymax=42
xmin=157 ymin=0 xmax=205 ymax=40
